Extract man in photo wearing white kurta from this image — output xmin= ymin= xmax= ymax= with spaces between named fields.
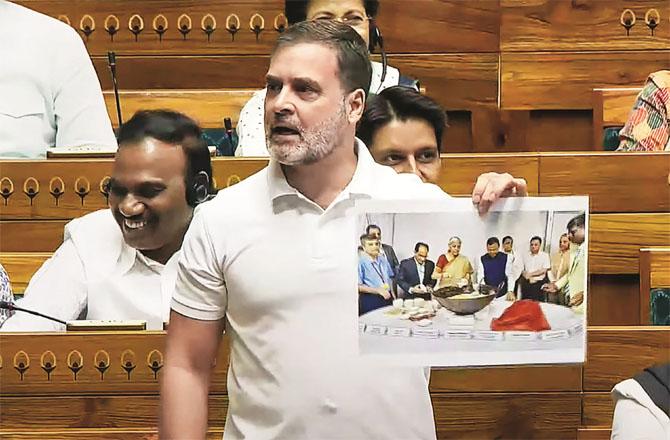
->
xmin=160 ymin=20 xmax=528 ymax=439
xmin=1 ymin=110 xmax=213 ymax=331
xmin=519 ymin=236 xmax=551 ymax=301
xmin=0 ymin=1 xmax=116 ymax=158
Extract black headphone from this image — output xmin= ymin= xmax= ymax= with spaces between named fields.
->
xmin=369 ymin=18 xmax=387 ymax=92
xmin=186 ymin=171 xmax=211 ymax=207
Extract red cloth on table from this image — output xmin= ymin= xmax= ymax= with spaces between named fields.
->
xmin=491 ymin=299 xmax=551 ymax=331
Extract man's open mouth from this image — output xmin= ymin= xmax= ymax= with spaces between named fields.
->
xmin=124 ymin=218 xmax=147 ymax=230
xmin=271 ymin=126 xmax=300 ymax=136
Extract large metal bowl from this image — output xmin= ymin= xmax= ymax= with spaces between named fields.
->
xmin=432 ymin=285 xmax=498 ymax=315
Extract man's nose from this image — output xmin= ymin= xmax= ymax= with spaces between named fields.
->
xmin=271 ymin=87 xmax=296 ymax=116
xmin=118 ymin=194 xmax=144 ymax=217
xmin=399 ymin=156 xmax=421 ymax=179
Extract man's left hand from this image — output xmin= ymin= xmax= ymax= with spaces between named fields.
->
xmin=472 ymin=172 xmax=528 ymax=215
xmin=568 ymin=291 xmax=584 ymax=307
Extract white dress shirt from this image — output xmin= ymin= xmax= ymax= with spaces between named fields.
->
xmin=172 ymin=141 xmax=445 ymax=439
xmin=611 ymin=378 xmax=670 ymax=439
xmin=522 ymin=251 xmax=551 ymax=283
xmin=416 ymin=259 xmax=426 ymax=284
xmin=0 ymin=1 xmax=116 ymax=158
xmin=234 ymin=62 xmax=401 ymax=157
xmin=1 ymin=210 xmax=178 ymax=331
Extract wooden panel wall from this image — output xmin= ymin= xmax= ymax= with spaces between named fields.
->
xmin=16 ymin=0 xmax=670 ymax=151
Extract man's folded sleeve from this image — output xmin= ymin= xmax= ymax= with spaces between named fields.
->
xmin=171 ymin=209 xmax=227 ymax=321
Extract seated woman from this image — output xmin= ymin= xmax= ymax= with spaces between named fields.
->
xmin=235 ymin=0 xmax=418 ymax=156
xmin=431 ymin=237 xmax=473 ymax=289
xmin=0 ymin=263 xmax=15 ymax=327
xmin=617 ymin=70 xmax=670 ymax=152
xmin=357 ymin=85 xmax=445 ymax=184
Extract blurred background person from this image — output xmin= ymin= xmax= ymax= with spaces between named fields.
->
xmin=357 ymin=85 xmax=446 ymax=184
xmin=0 ymin=263 xmax=14 ymax=327
xmin=611 ymin=363 xmax=669 ymax=439
xmin=432 ymin=236 xmax=473 ymax=289
xmin=0 ymin=0 xmax=116 ymax=158
xmin=617 ymin=70 xmax=670 ymax=152
xmin=236 ymin=0 xmax=419 ymax=156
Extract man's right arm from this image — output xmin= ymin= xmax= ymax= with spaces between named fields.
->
xmin=160 ymin=311 xmax=224 ymax=438
xmin=1 ymin=239 xmax=86 ymax=331
xmin=161 ymin=206 xmax=228 ymax=437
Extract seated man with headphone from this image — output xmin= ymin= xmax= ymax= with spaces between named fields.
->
xmin=235 ymin=0 xmax=418 ymax=156
xmin=1 ymin=110 xmax=215 ymax=331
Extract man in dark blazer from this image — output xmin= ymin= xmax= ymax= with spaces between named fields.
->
xmin=397 ymin=242 xmax=436 ymax=300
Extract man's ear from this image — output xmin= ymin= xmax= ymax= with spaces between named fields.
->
xmin=346 ymin=89 xmax=367 ymax=124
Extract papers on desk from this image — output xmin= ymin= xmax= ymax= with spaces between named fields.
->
xmin=66 ymin=320 xmax=147 ymax=331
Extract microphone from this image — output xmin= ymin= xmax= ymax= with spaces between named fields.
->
xmin=216 ymin=117 xmax=239 ymax=156
xmin=0 ymin=300 xmax=67 ymax=325
xmin=107 ymin=51 xmax=123 ymax=128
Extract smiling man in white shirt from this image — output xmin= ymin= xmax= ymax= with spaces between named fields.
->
xmin=0 ymin=1 xmax=116 ymax=158
xmin=1 ymin=110 xmax=213 ymax=331
xmin=160 ymin=20 xmax=528 ymax=439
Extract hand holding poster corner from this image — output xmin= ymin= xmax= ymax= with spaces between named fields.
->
xmin=354 ymin=196 xmax=588 ymax=367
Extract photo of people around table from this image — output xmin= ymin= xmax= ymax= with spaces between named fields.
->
xmin=355 ymin=197 xmax=588 ymax=367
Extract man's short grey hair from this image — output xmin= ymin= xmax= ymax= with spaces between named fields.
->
xmin=273 ymin=20 xmax=372 ymax=96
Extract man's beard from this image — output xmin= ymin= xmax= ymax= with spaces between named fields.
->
xmin=266 ymin=100 xmax=347 ymax=166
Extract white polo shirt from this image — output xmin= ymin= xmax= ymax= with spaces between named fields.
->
xmin=0 ymin=1 xmax=116 ymax=158
xmin=172 ymin=142 xmax=445 ymax=439
xmin=1 ymin=209 xmax=178 ymax=331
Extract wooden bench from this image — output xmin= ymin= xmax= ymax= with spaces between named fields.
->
xmin=2 ymin=327 xmax=662 ymax=438
xmin=102 ymin=89 xmax=256 ymax=129
xmin=582 ymin=326 xmax=670 ymax=430
xmin=592 ymin=87 xmax=641 ymax=149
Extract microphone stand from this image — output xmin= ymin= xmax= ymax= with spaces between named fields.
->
xmin=107 ymin=51 xmax=123 ymax=128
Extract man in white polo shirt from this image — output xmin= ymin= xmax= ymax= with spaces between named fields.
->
xmin=160 ymin=20 xmax=527 ymax=439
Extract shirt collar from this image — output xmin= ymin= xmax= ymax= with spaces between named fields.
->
xmin=116 ymin=239 xmax=175 ymax=276
xmin=267 ymin=138 xmax=376 ymax=203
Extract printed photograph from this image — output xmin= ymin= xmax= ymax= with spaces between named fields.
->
xmin=355 ymin=197 xmax=588 ymax=367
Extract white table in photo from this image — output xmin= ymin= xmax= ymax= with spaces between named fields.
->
xmin=358 ymin=297 xmax=585 ymax=366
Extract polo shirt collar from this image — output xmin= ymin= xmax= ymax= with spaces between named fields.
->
xmin=267 ymin=138 xmax=376 ymax=202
